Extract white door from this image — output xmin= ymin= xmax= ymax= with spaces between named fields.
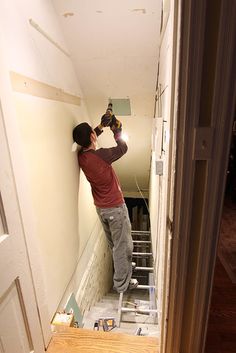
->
xmin=0 ymin=101 xmax=45 ymax=353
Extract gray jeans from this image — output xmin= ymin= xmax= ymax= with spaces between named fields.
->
xmin=96 ymin=203 xmax=133 ymax=293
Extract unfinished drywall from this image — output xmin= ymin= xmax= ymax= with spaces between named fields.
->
xmin=12 ymin=91 xmax=113 ymax=330
xmin=149 ymin=0 xmax=176 ymax=331
xmin=13 ymin=95 xmax=81 ymax=316
xmin=0 ymin=0 xmax=112 ymax=342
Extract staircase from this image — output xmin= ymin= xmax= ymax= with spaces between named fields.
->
xmin=83 ymin=230 xmax=159 ymax=337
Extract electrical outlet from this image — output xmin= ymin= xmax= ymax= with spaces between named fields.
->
xmin=155 ymin=160 xmax=163 ymax=175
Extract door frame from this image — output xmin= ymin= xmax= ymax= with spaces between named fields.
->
xmin=165 ymin=0 xmax=236 ymax=352
xmin=157 ymin=0 xmax=181 ymax=351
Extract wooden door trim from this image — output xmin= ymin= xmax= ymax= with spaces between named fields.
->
xmin=165 ymin=0 xmax=236 ymax=352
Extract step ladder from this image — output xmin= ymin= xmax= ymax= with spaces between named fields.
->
xmin=117 ymin=230 xmax=158 ymax=327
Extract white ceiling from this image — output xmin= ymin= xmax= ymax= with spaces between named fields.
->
xmin=53 ymin=0 xmax=161 ymax=196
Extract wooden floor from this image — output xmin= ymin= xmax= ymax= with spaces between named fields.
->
xmin=205 ymin=258 xmax=236 ymax=353
xmin=205 ymin=200 xmax=236 ymax=353
xmin=47 ymin=327 xmax=159 ymax=353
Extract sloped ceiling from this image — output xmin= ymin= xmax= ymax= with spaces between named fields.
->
xmin=53 ymin=0 xmax=161 ymax=196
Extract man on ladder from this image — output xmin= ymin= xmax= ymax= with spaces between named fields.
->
xmin=73 ymin=105 xmax=138 ymax=293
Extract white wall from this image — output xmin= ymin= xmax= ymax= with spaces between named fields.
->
xmin=13 ymin=95 xmax=84 ymax=317
xmin=149 ymin=0 xmax=175 ymax=326
xmin=0 ymin=0 xmax=112 ymax=342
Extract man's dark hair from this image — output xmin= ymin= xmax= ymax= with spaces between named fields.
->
xmin=73 ymin=122 xmax=92 ymax=148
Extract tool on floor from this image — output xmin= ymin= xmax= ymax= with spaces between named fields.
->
xmin=93 ymin=320 xmax=99 ymax=331
xmin=93 ymin=318 xmax=116 ymax=332
xmin=135 ymin=327 xmax=142 ymax=336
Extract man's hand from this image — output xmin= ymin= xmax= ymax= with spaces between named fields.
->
xmin=101 ymin=113 xmax=112 ymax=127
xmin=99 ymin=108 xmax=122 ymax=135
xmin=110 ymin=116 xmax=122 ymax=133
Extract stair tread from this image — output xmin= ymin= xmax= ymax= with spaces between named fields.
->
xmin=84 ymin=309 xmax=157 ymax=324
xmin=105 ymin=290 xmax=150 ymax=297
xmin=91 ymin=299 xmax=152 ymax=310
xmin=83 ymin=318 xmax=157 ymax=328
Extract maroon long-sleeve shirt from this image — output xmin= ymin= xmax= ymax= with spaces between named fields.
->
xmin=78 ymin=127 xmax=127 ymax=208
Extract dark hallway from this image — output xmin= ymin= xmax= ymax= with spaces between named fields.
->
xmin=205 ymin=198 xmax=236 ymax=351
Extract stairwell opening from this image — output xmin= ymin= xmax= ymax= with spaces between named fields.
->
xmin=82 ymin=195 xmax=158 ymax=336
xmin=125 ymin=197 xmax=152 ymax=286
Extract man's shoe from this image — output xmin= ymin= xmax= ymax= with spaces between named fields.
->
xmin=129 ymin=278 xmax=139 ymax=290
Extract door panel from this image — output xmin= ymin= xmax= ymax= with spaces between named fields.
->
xmin=0 ymin=281 xmax=33 ymax=353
